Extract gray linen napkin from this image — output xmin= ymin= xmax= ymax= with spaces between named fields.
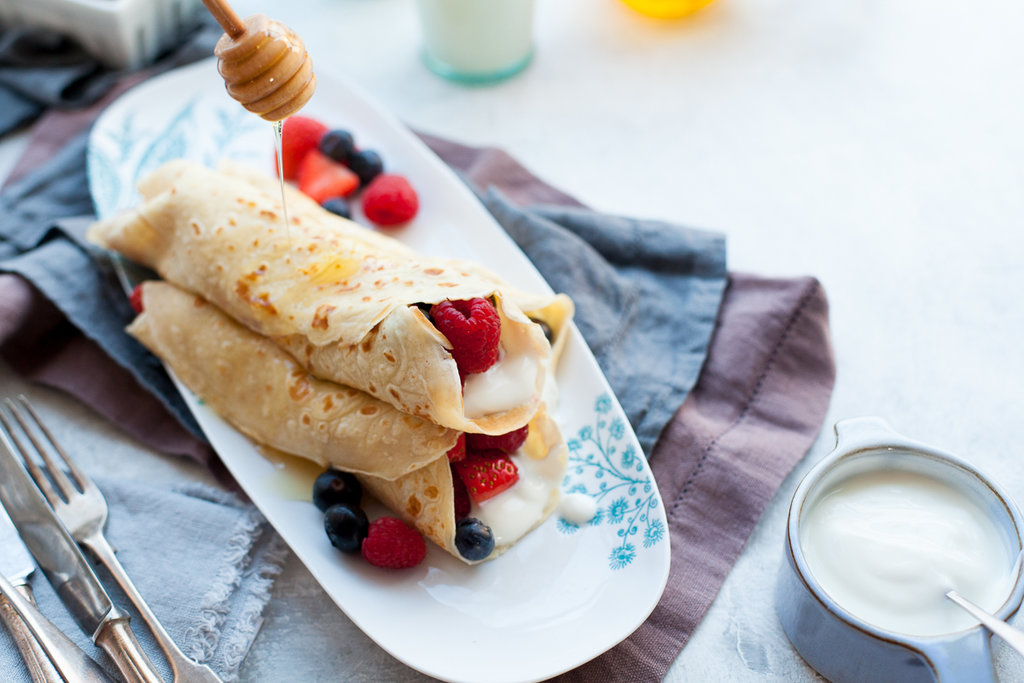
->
xmin=0 ymin=477 xmax=288 ymax=681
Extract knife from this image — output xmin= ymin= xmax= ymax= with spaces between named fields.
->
xmin=0 ymin=505 xmax=112 ymax=683
xmin=0 ymin=432 xmax=163 ymax=683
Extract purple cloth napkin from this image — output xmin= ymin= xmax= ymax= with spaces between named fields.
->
xmin=0 ymin=78 xmax=834 ymax=683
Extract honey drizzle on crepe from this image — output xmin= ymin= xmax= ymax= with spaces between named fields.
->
xmin=272 ymin=120 xmax=292 ymax=243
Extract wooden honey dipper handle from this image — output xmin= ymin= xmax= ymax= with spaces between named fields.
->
xmin=201 ymin=2 xmax=317 ymax=121
xmin=199 ymin=0 xmax=246 ymax=39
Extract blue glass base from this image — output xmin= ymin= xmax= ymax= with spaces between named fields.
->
xmin=421 ymin=48 xmax=533 ymax=85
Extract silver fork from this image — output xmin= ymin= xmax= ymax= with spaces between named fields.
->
xmin=0 ymin=396 xmax=223 ymax=683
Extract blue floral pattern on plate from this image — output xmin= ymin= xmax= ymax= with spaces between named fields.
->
xmin=559 ymin=393 xmax=665 ymax=569
xmin=88 ymin=97 xmax=262 ymax=217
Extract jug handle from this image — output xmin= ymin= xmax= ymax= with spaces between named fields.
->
xmin=919 ymin=629 xmax=996 ymax=683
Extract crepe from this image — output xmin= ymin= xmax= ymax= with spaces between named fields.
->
xmin=88 ymin=160 xmax=574 ymax=435
xmin=127 ymin=281 xmax=458 ymax=480
xmin=129 ymin=280 xmax=567 ymax=563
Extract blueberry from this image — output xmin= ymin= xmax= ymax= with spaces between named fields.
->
xmin=454 ymin=517 xmax=495 ymax=561
xmin=348 ymin=149 xmax=383 ymax=186
xmin=322 ymin=197 xmax=352 ymax=219
xmin=312 ymin=468 xmax=362 ymax=512
xmin=319 ymin=129 xmax=356 ymax=164
xmin=324 ymin=503 xmax=369 ymax=553
xmin=529 ymin=317 xmax=554 ymax=345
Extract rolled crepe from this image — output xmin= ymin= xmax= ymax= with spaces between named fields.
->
xmin=129 ymin=280 xmax=567 ymax=563
xmin=127 ymin=280 xmax=458 ymax=480
xmin=89 ymin=160 xmax=573 ymax=435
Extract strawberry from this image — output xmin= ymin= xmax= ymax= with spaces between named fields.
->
xmin=467 ymin=425 xmax=528 ymax=454
xmin=297 ymin=150 xmax=360 ymax=204
xmin=447 ymin=433 xmax=466 ymax=463
xmin=451 ymin=465 xmax=471 ymax=519
xmin=129 ymin=284 xmax=144 ymax=314
xmin=360 ymin=517 xmax=427 ymax=569
xmin=276 ymin=116 xmax=328 ymax=180
xmin=452 ymin=450 xmax=519 ymax=503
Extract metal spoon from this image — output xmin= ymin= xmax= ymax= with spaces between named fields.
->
xmin=946 ymin=590 xmax=1024 ymax=657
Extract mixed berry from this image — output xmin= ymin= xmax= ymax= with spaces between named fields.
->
xmin=314 ymin=467 xmax=428 ymax=569
xmin=317 ymin=421 xmax=529 ymax=565
xmin=277 ymin=115 xmax=419 ymax=227
xmin=429 ymin=298 xmax=501 ymax=376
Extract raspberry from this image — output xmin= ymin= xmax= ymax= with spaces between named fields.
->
xmin=360 ymin=517 xmax=427 ymax=569
xmin=447 ymin=433 xmax=466 ymax=463
xmin=362 ymin=174 xmax=419 ymax=226
xmin=451 ymin=465 xmax=471 ymax=519
xmin=129 ymin=284 xmax=144 ymax=314
xmin=277 ymin=116 xmax=328 ymax=180
xmin=429 ymin=298 xmax=500 ymax=375
xmin=467 ymin=425 xmax=528 ymax=454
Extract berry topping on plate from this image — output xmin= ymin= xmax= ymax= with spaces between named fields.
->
xmin=348 ymin=149 xmax=384 ymax=186
xmin=455 ymin=517 xmax=495 ymax=561
xmin=447 ymin=433 xmax=466 ymax=463
xmin=277 ymin=115 xmax=328 ymax=180
xmin=429 ymin=298 xmax=501 ymax=375
xmin=298 ymin=150 xmax=360 ymax=204
xmin=452 ymin=450 xmax=519 ymax=503
xmin=312 ymin=468 xmax=363 ymax=512
xmin=319 ymin=129 xmax=356 ymax=165
xmin=324 ymin=503 xmax=369 ymax=554
xmin=467 ymin=425 xmax=529 ymax=454
xmin=321 ymin=197 xmax=352 ymax=219
xmin=362 ymin=174 xmax=419 ymax=226
xmin=361 ymin=517 xmax=427 ymax=569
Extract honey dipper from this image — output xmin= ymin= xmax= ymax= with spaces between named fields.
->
xmin=200 ymin=0 xmax=316 ymax=121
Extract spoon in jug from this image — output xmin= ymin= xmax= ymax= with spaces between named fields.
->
xmin=946 ymin=590 xmax=1024 ymax=658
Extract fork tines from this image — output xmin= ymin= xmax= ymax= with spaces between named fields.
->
xmin=0 ymin=395 xmax=86 ymax=506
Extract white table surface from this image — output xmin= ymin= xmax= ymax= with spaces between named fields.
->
xmin=4 ymin=0 xmax=1024 ymax=679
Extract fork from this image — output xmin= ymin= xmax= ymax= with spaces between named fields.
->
xmin=0 ymin=396 xmax=223 ymax=683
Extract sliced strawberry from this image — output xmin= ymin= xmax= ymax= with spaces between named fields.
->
xmin=447 ymin=433 xmax=466 ymax=463
xmin=276 ymin=116 xmax=328 ymax=180
xmin=297 ymin=150 xmax=360 ymax=204
xmin=452 ymin=450 xmax=519 ymax=503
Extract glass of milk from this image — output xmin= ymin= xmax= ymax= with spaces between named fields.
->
xmin=415 ymin=0 xmax=535 ymax=84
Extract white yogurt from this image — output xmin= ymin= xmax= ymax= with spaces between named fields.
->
xmin=801 ymin=468 xmax=1012 ymax=636
xmin=474 ymin=446 xmax=564 ymax=546
xmin=462 ymin=351 xmax=539 ymax=418
xmin=559 ymin=493 xmax=597 ymax=526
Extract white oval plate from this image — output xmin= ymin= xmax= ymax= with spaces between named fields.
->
xmin=87 ymin=59 xmax=670 ymax=683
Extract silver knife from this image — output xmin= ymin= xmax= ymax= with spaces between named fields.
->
xmin=0 ymin=505 xmax=112 ymax=683
xmin=0 ymin=433 xmax=163 ymax=683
